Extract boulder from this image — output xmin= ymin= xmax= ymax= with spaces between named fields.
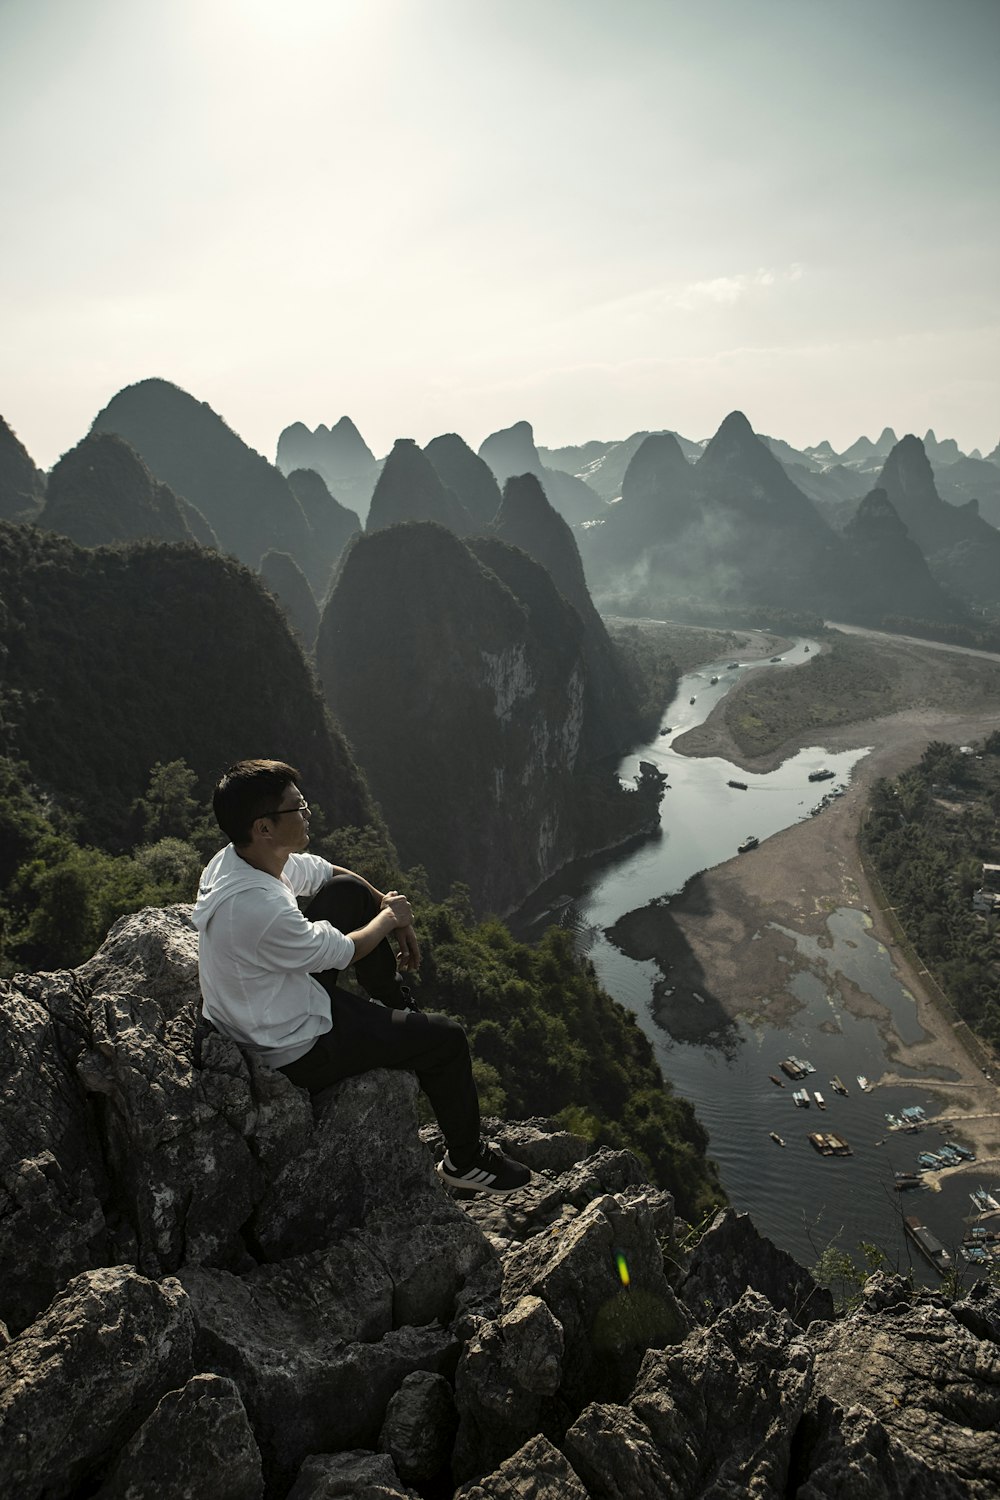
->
xmin=453 ymin=1187 xmax=688 ymax=1480
xmin=796 ymin=1272 xmax=1000 ymax=1496
xmin=178 ymin=1249 xmax=454 ymax=1496
xmin=94 ymin=1372 xmax=263 ymax=1500
xmin=564 ymin=1289 xmax=813 ymax=1498
xmin=456 ymin=1433 xmax=590 ymax=1499
xmin=680 ymin=1206 xmax=834 ymax=1329
xmin=378 ymin=1370 xmax=459 ymax=1484
xmin=287 ymin=1450 xmax=420 ymax=1499
xmin=0 ymin=1266 xmax=193 ymax=1500
xmin=0 ymin=969 xmax=110 ymax=1332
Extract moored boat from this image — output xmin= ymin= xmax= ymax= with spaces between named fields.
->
xmin=831 ymin=1076 xmax=848 ymax=1095
xmin=857 ymin=1075 xmax=871 ymax=1091
xmin=737 ymin=835 xmax=759 ymax=853
xmin=904 ymin=1215 xmax=953 ymax=1273
xmin=808 ymin=1132 xmax=852 ymax=1156
xmin=813 ymin=1092 xmax=826 ymax=1109
xmin=792 ymin=1089 xmax=810 ymax=1107
xmin=769 ymin=1074 xmax=785 ymax=1087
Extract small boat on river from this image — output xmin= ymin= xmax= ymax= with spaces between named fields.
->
xmin=793 ymin=1089 xmax=810 ymax=1107
xmin=831 ymin=1076 xmax=848 ymax=1095
xmin=905 ymin=1215 xmax=952 ymax=1273
xmin=857 ymin=1075 xmax=871 ymax=1091
xmin=769 ymin=1074 xmax=785 ymax=1087
xmin=894 ymin=1172 xmax=923 ymax=1191
xmin=770 ymin=1131 xmax=786 ymax=1147
xmin=809 ymin=768 xmax=835 ymax=782
xmin=737 ymin=835 xmax=759 ymax=853
xmin=710 ymin=676 xmax=719 ymax=684
xmin=728 ymin=779 xmax=748 ymax=790
xmin=813 ymin=1092 xmax=826 ymax=1109
xmin=809 ymin=1132 xmax=852 ymax=1156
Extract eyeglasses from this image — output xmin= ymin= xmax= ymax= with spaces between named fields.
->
xmin=263 ymin=799 xmax=309 ymax=818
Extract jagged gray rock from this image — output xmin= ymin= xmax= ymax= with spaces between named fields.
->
xmin=378 ymin=1370 xmax=459 ymax=1484
xmin=287 ymin=1449 xmax=420 ymax=1499
xmin=563 ymin=1289 xmax=812 ymax=1498
xmin=94 ymin=1372 xmax=264 ymax=1500
xmin=453 ymin=1295 xmax=567 ymax=1480
xmin=178 ymin=1251 xmax=454 ymax=1493
xmin=0 ymin=968 xmax=110 ymax=1333
xmin=3 ymin=913 xmax=1000 ymax=1499
xmin=0 ymin=1266 xmax=194 ymax=1500
xmin=453 ymin=1186 xmax=689 ymax=1481
xmin=796 ymin=1272 xmax=1000 ymax=1498
xmin=457 ymin=1433 xmax=590 ymax=1499
xmin=680 ymin=1205 xmax=834 ymax=1329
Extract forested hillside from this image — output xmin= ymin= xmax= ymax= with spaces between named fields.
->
xmin=863 ymin=736 xmax=1000 ymax=1048
xmin=0 ymin=523 xmax=375 ymax=849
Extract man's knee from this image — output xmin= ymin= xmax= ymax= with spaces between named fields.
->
xmin=427 ymin=1013 xmax=470 ymax=1063
xmin=304 ymin=874 xmax=378 ymax=927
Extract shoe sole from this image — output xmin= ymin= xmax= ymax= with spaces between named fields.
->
xmin=435 ymin=1165 xmax=532 ymax=1195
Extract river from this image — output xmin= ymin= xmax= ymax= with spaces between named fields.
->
xmin=514 ymin=637 xmax=988 ymax=1284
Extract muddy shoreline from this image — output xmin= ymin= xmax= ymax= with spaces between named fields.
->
xmin=616 ymin=682 xmax=1000 ymax=1171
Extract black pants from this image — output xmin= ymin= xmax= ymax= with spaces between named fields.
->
xmin=278 ymin=875 xmax=480 ymax=1164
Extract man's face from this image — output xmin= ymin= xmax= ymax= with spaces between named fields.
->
xmin=264 ymin=783 xmax=311 ymax=855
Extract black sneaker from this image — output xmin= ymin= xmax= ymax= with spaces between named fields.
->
xmin=436 ymin=1141 xmax=532 ymax=1195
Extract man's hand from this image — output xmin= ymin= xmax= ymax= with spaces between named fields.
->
xmin=380 ymin=890 xmax=413 ymax=928
xmin=380 ymin=891 xmax=420 ymax=972
xmin=395 ymin=923 xmax=421 ymax=972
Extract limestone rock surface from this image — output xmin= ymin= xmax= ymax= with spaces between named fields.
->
xmin=2 ymin=912 xmax=1000 ymax=1499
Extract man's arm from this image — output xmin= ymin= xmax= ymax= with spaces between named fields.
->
xmin=348 ymin=891 xmax=415 ymax=963
xmin=328 ymin=864 xmax=384 ymax=901
xmin=331 ymin=869 xmax=421 ymax=972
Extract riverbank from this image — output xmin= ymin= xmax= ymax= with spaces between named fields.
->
xmin=655 ymin=700 xmax=1000 ymax=1171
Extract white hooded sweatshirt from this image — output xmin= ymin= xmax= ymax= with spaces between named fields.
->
xmin=192 ymin=844 xmax=355 ymax=1068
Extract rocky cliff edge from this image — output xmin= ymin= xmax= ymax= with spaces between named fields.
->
xmin=1 ymin=907 xmax=998 ymax=1498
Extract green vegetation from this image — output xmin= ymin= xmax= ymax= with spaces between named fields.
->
xmin=0 ymin=523 xmax=378 ymax=849
xmin=862 ymin=736 xmax=1000 ymax=1048
xmin=0 ymin=753 xmax=723 ymax=1221
xmin=0 ymin=757 xmax=218 ymax=973
xmin=325 ymin=827 xmax=724 ymax=1222
xmin=726 ymin=633 xmax=893 ymax=757
xmin=724 ymin=629 xmax=1000 ymax=760
xmin=881 ymin=615 xmax=1000 ymax=653
xmin=812 ymin=1239 xmax=898 ymax=1313
xmin=421 ymin=907 xmax=723 ymax=1221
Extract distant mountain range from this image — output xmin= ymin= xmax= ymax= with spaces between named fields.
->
xmin=4 ymin=378 xmax=998 ymax=912
xmin=579 ymin=412 xmax=1000 ymax=624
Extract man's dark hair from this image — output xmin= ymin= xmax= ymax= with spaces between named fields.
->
xmin=213 ymin=759 xmax=300 ymax=847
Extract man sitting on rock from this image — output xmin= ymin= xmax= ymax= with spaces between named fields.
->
xmin=193 ymin=758 xmax=531 ymax=1195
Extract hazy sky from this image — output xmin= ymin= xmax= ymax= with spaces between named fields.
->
xmin=2 ymin=0 xmax=998 ymax=468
